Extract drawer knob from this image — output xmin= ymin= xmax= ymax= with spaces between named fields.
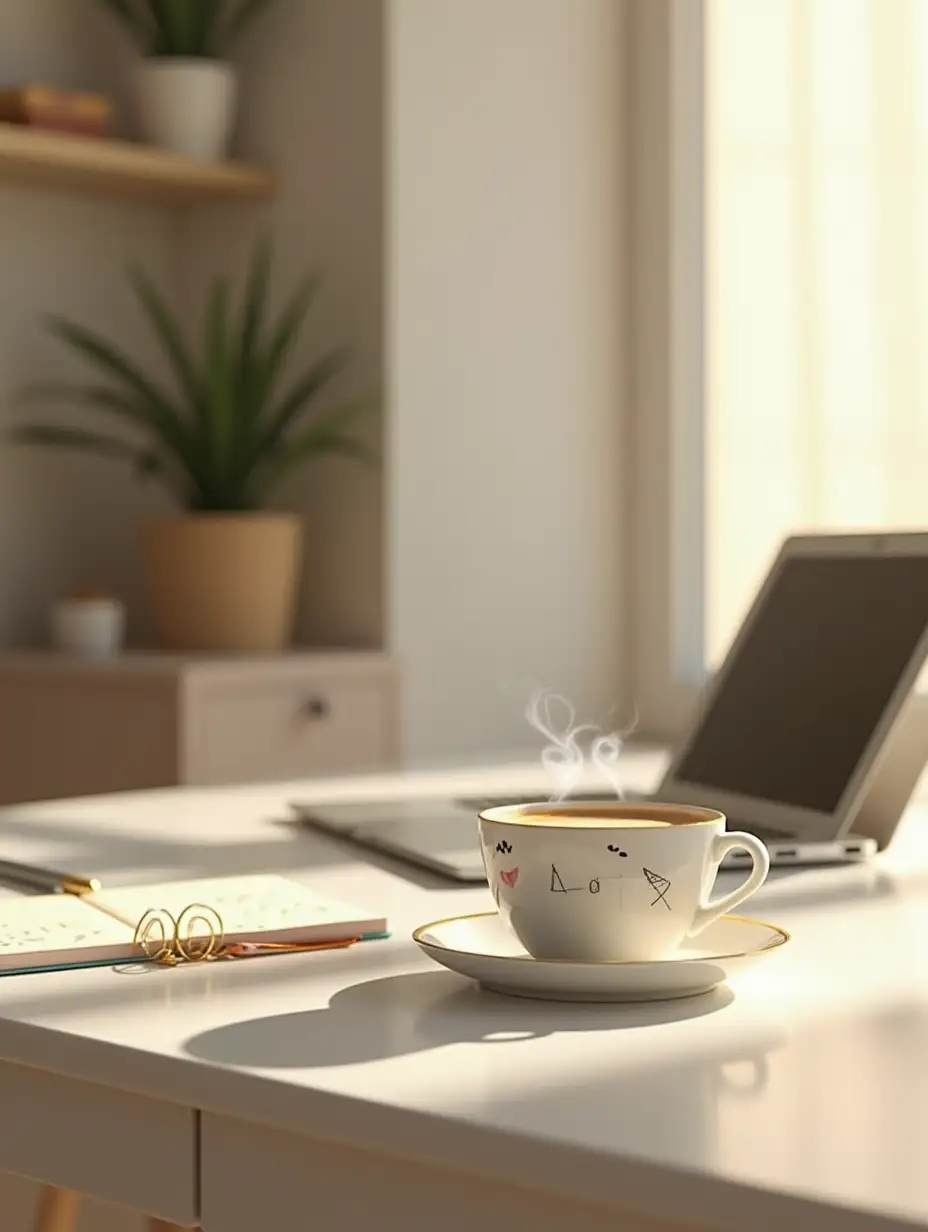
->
xmin=301 ymin=696 xmax=329 ymax=720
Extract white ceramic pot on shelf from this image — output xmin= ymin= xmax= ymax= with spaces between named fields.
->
xmin=135 ymin=58 xmax=238 ymax=161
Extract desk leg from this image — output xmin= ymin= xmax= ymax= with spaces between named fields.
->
xmin=32 ymin=1187 xmax=79 ymax=1232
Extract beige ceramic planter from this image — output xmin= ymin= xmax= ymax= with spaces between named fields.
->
xmin=141 ymin=514 xmax=302 ymax=652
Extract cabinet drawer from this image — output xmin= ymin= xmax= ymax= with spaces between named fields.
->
xmin=185 ymin=670 xmax=396 ymax=784
xmin=0 ymin=677 xmax=177 ymax=804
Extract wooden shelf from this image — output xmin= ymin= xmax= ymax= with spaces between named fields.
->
xmin=0 ymin=123 xmax=277 ymax=204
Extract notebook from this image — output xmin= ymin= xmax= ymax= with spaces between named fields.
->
xmin=0 ymin=874 xmax=388 ymax=975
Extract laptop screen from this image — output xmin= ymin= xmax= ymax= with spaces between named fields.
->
xmin=674 ymin=553 xmax=928 ymax=813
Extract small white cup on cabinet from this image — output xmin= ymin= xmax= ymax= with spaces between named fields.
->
xmin=51 ymin=593 xmax=125 ymax=659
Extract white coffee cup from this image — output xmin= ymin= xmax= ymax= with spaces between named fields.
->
xmin=478 ymin=802 xmax=770 ymax=963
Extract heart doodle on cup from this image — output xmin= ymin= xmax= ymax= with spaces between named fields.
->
xmin=500 ymin=867 xmax=520 ymax=888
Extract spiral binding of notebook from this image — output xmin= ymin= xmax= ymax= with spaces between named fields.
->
xmin=132 ymin=902 xmax=362 ymax=966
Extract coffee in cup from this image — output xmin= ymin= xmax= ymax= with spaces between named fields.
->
xmin=478 ymin=802 xmax=769 ymax=963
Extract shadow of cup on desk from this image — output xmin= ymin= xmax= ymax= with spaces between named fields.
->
xmin=182 ymin=970 xmax=734 ymax=1071
xmin=183 ymin=971 xmax=783 ymax=1176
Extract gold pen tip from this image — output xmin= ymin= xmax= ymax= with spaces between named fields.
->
xmin=66 ymin=876 xmax=102 ymax=895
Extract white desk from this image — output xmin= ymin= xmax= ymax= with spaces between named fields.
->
xmin=0 ymin=752 xmax=926 ymax=1231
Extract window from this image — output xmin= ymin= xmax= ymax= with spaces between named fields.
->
xmin=708 ymin=0 xmax=928 ymax=667
xmin=632 ymin=0 xmax=928 ymax=736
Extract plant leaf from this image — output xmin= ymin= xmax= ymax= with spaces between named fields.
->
xmin=204 ymin=276 xmax=234 ymax=499
xmin=315 ymin=435 xmax=380 ymax=468
xmin=25 ymin=237 xmax=368 ymax=513
xmin=126 ymin=263 xmax=209 ymax=481
xmin=11 ymin=423 xmax=134 ymax=456
xmin=239 ymin=235 xmax=272 ymax=382
xmin=128 ymin=265 xmax=202 ymax=413
xmin=145 ymin=0 xmax=169 ymax=53
xmin=146 ymin=0 xmax=193 ymax=55
xmin=96 ymin=0 xmax=154 ymax=51
xmin=222 ymin=0 xmax=278 ymax=51
xmin=17 ymin=382 xmax=205 ymax=491
xmin=11 ymin=424 xmax=181 ymax=496
xmin=43 ymin=317 xmax=202 ymax=477
xmin=191 ymin=0 xmax=224 ymax=55
xmin=12 ymin=423 xmax=148 ymax=464
xmin=255 ymin=271 xmax=321 ymax=405
xmin=306 ymin=395 xmax=378 ymax=441
xmin=256 ymin=397 xmax=379 ymax=497
xmin=230 ymin=236 xmax=273 ymax=477
xmin=261 ymin=434 xmax=379 ymax=501
xmin=141 ymin=0 xmax=223 ymax=56
xmin=21 ymin=379 xmax=172 ymax=431
xmin=256 ymin=348 xmax=349 ymax=457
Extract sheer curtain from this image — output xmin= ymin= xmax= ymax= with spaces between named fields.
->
xmin=706 ymin=0 xmax=928 ymax=666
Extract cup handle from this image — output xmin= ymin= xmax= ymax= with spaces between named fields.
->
xmin=687 ymin=831 xmax=770 ymax=937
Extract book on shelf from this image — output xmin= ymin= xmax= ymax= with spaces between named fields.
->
xmin=0 ymin=86 xmax=113 ymax=137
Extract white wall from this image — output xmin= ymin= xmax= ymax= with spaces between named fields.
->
xmin=0 ymin=2 xmax=178 ymax=649
xmin=178 ymin=0 xmax=385 ymax=649
xmin=388 ymin=0 xmax=630 ymax=758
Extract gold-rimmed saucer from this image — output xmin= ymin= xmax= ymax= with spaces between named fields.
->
xmin=412 ymin=912 xmax=788 ymax=1003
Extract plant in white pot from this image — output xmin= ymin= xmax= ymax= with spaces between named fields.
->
xmin=99 ymin=0 xmax=278 ymax=160
xmin=13 ymin=241 xmax=376 ymax=653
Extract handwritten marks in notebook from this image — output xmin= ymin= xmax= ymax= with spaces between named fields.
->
xmin=0 ymin=894 xmax=134 ymax=968
xmin=88 ymin=875 xmax=380 ymax=939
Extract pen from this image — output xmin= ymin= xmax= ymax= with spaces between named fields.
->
xmin=0 ymin=858 xmax=101 ymax=896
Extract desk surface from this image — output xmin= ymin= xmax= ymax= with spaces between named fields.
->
xmin=0 ymin=752 xmax=925 ymax=1232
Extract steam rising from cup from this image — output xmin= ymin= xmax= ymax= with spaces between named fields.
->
xmin=526 ymin=689 xmax=633 ymax=801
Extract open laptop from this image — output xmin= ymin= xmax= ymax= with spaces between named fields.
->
xmin=293 ymin=532 xmax=928 ymax=880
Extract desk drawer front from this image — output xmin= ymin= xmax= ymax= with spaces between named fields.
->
xmin=185 ymin=667 xmax=398 ymax=784
xmin=202 ymin=1115 xmax=684 ymax=1232
xmin=0 ymin=1059 xmax=197 ymax=1223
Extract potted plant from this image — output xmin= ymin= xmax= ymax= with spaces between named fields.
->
xmin=13 ymin=241 xmax=376 ymax=653
xmin=98 ymin=0 xmax=278 ymax=160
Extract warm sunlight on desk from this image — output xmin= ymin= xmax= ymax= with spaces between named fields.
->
xmin=706 ymin=0 xmax=928 ymax=665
